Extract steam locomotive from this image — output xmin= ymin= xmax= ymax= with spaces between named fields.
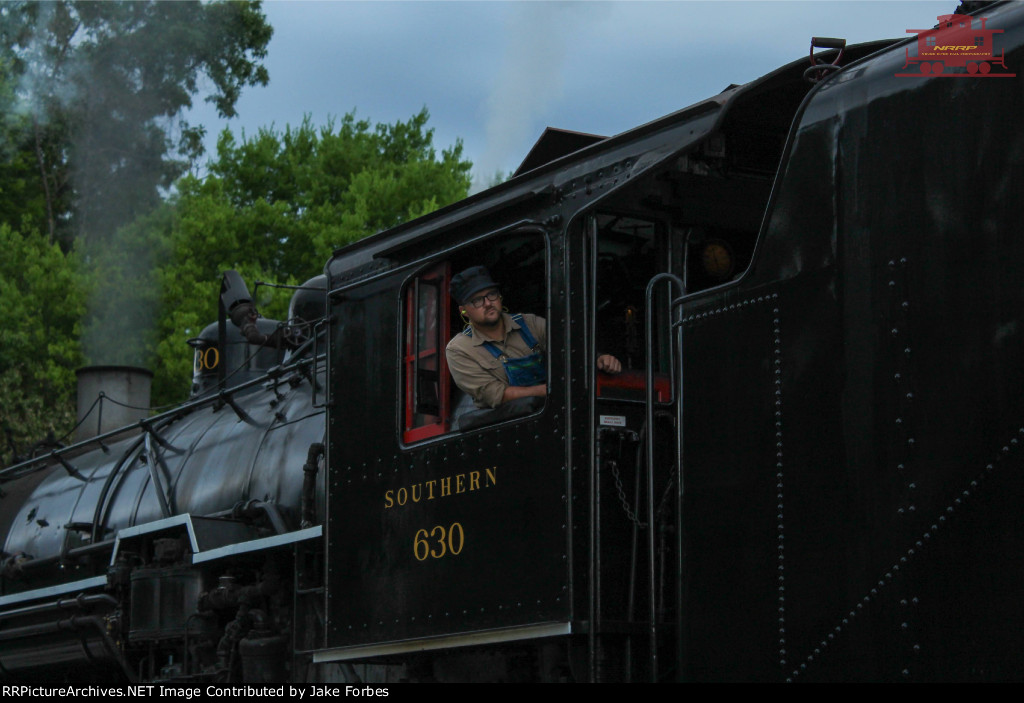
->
xmin=3 ymin=1 xmax=1024 ymax=682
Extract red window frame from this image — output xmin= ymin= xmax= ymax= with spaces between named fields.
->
xmin=402 ymin=262 xmax=451 ymax=443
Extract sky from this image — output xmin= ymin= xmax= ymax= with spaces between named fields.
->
xmin=184 ymin=0 xmax=957 ymax=190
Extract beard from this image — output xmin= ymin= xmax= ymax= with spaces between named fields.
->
xmin=476 ymin=313 xmax=501 ymax=328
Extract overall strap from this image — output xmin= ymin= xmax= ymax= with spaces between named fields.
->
xmin=474 ymin=315 xmax=538 ymax=358
xmin=481 ymin=340 xmax=504 ymax=359
xmin=511 ymin=313 xmax=540 ymax=350
xmin=464 ymin=324 xmax=504 ymax=358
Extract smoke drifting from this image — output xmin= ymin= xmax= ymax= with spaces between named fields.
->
xmin=7 ymin=4 xmax=163 ymax=367
xmin=476 ymin=2 xmax=606 ymax=190
xmin=6 ymin=1 xmax=271 ymax=368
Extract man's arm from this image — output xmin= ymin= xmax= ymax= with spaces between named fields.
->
xmin=529 ymin=314 xmax=618 ymax=374
xmin=501 ymin=383 xmax=546 ymax=403
xmin=446 ymin=343 xmax=509 ymax=408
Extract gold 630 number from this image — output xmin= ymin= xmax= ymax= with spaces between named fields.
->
xmin=413 ymin=523 xmax=464 ymax=561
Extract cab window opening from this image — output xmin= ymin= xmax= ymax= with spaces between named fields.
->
xmin=590 ymin=127 xmax=778 ymax=401
xmin=592 ymin=127 xmax=779 ymax=306
xmin=593 ymin=212 xmax=675 ymax=402
xmin=401 ymin=231 xmax=548 ymax=444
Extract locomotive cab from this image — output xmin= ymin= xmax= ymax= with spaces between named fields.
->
xmin=400 ymin=232 xmax=549 ymax=439
xmin=317 ymin=30 xmax=858 ymax=681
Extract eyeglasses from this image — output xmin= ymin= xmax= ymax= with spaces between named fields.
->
xmin=467 ymin=290 xmax=501 ymax=308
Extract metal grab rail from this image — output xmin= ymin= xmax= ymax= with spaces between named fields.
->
xmin=643 ymin=272 xmax=686 ymax=682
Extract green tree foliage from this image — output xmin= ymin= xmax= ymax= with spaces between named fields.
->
xmin=195 ymin=109 xmax=472 ymax=274
xmin=0 ymin=224 xmax=84 ymax=463
xmin=1 ymin=5 xmax=472 ymax=453
xmin=0 ymin=1 xmax=271 ymax=462
xmin=97 ymin=110 xmax=473 ymax=406
xmin=0 ymin=58 xmax=51 ymax=233
xmin=0 ymin=0 xmax=272 ymax=249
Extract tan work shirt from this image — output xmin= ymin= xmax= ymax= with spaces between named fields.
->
xmin=446 ymin=313 xmax=546 ymax=408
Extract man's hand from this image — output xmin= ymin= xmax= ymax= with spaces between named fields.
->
xmin=597 ymin=354 xmax=622 ymax=374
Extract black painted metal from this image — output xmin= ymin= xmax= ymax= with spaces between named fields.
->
xmin=1 ymin=355 xmax=325 ymax=592
xmin=0 ymin=593 xmax=117 ymax=622
xmin=587 ymin=216 xmax=598 ymax=683
xmin=644 ymin=273 xmax=685 ymax=682
xmin=326 ymin=246 xmax=570 ymax=648
xmin=0 ymin=614 xmax=137 ymax=681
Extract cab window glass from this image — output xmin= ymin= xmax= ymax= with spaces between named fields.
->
xmin=403 ymin=263 xmax=450 ymax=442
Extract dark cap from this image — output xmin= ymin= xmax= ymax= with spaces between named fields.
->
xmin=451 ymin=266 xmax=498 ymax=304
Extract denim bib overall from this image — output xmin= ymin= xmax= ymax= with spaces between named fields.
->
xmin=465 ymin=314 xmax=546 ymax=387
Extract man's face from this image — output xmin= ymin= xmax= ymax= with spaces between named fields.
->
xmin=462 ymin=287 xmax=502 ymax=328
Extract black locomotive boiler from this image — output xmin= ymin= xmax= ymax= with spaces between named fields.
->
xmin=3 ymin=1 xmax=1024 ymax=682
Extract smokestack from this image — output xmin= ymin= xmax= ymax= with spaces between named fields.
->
xmin=74 ymin=366 xmax=153 ymax=442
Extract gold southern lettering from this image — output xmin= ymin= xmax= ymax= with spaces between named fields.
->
xmin=384 ymin=467 xmax=497 ymax=509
